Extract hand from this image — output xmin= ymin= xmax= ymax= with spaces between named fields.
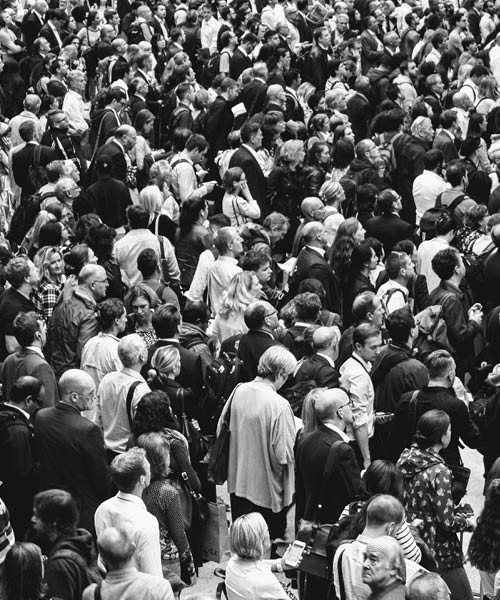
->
xmin=363 ymin=459 xmax=371 ymax=470
xmin=468 ymin=307 xmax=483 ymax=323
xmin=205 ymin=181 xmax=217 ymax=193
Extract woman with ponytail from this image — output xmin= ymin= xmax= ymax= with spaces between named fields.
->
xmin=397 ymin=410 xmax=474 ymax=600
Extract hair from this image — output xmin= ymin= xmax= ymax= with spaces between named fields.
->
xmin=414 ymin=409 xmax=450 ymax=450
xmin=179 ymin=197 xmax=207 ymax=236
xmin=110 ymin=447 xmax=148 ymax=493
xmin=218 ymin=272 xmax=260 ymax=320
xmin=136 ymin=248 xmax=159 ymax=279
xmin=294 ymin=292 xmax=322 ymax=322
xmin=137 ymin=431 xmax=170 ymax=480
xmin=257 ymin=345 xmax=297 ymax=380
xmin=117 ymin=333 xmax=147 ymax=368
xmin=363 ymin=460 xmax=403 ymax=501
xmin=222 ymin=166 xmax=244 ymax=193
xmin=12 ymin=311 xmax=42 ymax=347
xmin=97 ymin=299 xmax=125 ymax=330
xmin=2 ymin=542 xmax=44 ymax=600
xmin=230 ymin=513 xmax=268 ymax=560
xmin=352 ymin=291 xmax=379 ymax=325
xmin=124 ymin=283 xmax=159 ymax=315
xmin=353 ymin=323 xmax=380 ymax=348
xmin=431 ymin=247 xmax=460 ymax=280
xmin=86 ymin=224 xmax=116 ymax=261
xmin=298 ymin=279 xmax=327 ymax=306
xmin=365 ymin=494 xmax=404 ymax=528
xmin=425 ymin=349 xmax=454 ymax=379
xmin=435 ymin=215 xmax=455 ymax=236
xmin=138 ymin=185 xmax=163 ymax=216
xmin=10 ymin=376 xmax=42 ymax=406
xmin=185 ymin=133 xmax=209 ymax=153
xmin=33 ymin=489 xmax=79 ymax=535
xmin=384 ymin=251 xmax=411 ymax=280
xmin=349 ymin=243 xmax=374 ymax=278
xmin=152 ymin=303 xmax=180 ymax=338
xmin=301 ymin=387 xmax=325 ymax=434
xmin=277 ymin=140 xmax=304 ymax=165
xmin=406 ymin=572 xmax=452 ymax=600
xmin=127 ymin=205 xmax=150 ymax=229
xmin=132 ymin=390 xmax=179 ymax=437
xmin=468 ymin=478 xmax=500 ymax=572
xmin=240 ymin=250 xmax=270 ymax=274
xmin=134 ymin=109 xmax=155 ymax=136
xmin=463 ymin=203 xmax=488 ymax=230
xmin=445 ymin=159 xmax=466 ymax=186
xmin=64 ymin=243 xmax=92 ymax=277
xmin=97 ymin=527 xmax=135 ymax=570
xmin=33 ymin=246 xmax=63 ymax=285
xmin=150 ymin=345 xmax=180 ymax=385
xmin=5 ymin=257 xmax=30 ymax=289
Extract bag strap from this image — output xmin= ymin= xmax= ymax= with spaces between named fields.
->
xmin=447 ymin=194 xmax=467 ymax=215
xmin=126 ymin=380 xmax=141 ymax=426
xmin=94 ymin=584 xmax=102 ymax=600
xmin=408 ymin=390 xmax=420 ymax=440
xmin=337 ymin=545 xmax=347 ymax=600
xmin=33 ymin=144 xmax=41 ymax=168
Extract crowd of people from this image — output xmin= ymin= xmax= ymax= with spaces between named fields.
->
xmin=3 ymin=0 xmax=500 ymax=598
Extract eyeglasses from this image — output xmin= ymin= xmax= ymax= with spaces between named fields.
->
xmin=264 ymin=310 xmax=278 ymax=318
xmin=338 ymin=399 xmax=354 ymax=410
xmin=91 ymin=279 xmax=108 ymax=284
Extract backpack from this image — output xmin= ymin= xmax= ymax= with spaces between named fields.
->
xmin=419 ymin=193 xmax=466 ymax=240
xmin=414 ymin=303 xmax=453 ymax=360
xmin=281 ymin=377 xmax=317 ymax=417
xmin=462 ymin=242 xmax=495 ymax=307
xmin=199 ymin=52 xmax=223 ymax=88
xmin=125 ymin=21 xmax=145 ymax=45
xmin=205 ymin=351 xmax=243 ymax=415
xmin=170 ymin=157 xmax=196 ymax=203
xmin=169 ymin=105 xmax=190 ymax=133
xmin=378 ymin=286 xmax=408 ymax=315
xmin=7 ymin=190 xmax=53 ymax=245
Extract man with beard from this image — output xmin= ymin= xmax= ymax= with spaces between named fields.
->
xmin=41 ymin=109 xmax=79 ymax=168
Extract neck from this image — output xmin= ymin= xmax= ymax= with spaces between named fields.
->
xmin=323 ymin=418 xmax=344 ymax=430
xmin=127 ymin=485 xmax=144 ymax=497
xmin=447 ymin=275 xmax=461 ymax=288
xmin=430 ymin=443 xmax=443 ymax=453
xmin=363 ymin=526 xmax=389 ymax=539
xmin=16 ymin=284 xmax=32 ymax=299
xmin=428 ymin=378 xmax=451 ymax=388
xmin=127 ymin=363 xmax=143 ymax=373
xmin=105 ymin=327 xmax=119 ymax=337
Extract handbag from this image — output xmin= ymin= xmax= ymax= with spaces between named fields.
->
xmin=448 ymin=463 xmax=471 ymax=504
xmin=201 ymin=498 xmax=230 ymax=563
xmin=181 ymin=471 xmax=208 ymax=527
xmin=295 ymin=441 xmax=344 ymax=579
xmin=176 ymin=388 xmax=208 ymax=463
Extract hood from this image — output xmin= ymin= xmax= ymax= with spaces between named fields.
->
xmin=179 ymin=322 xmax=209 ymax=347
xmin=371 ymin=344 xmax=412 ymax=389
xmin=90 ymin=107 xmax=110 ymax=125
xmin=397 ymin=445 xmax=443 ymax=480
xmin=348 ymin=157 xmax=373 ymax=173
xmin=51 ymin=528 xmax=95 ymax=564
xmin=367 ymin=67 xmax=389 ymax=84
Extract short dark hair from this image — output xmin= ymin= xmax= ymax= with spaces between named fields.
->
xmin=127 ymin=205 xmax=149 ymax=229
xmin=240 ymin=120 xmax=261 ymax=144
xmin=19 ymin=121 xmax=37 ymax=142
xmin=11 ymin=376 xmax=42 ymax=405
xmin=353 ymin=323 xmax=381 ymax=347
xmin=243 ymin=301 xmax=272 ymax=329
xmin=5 ymin=257 xmax=30 ymax=289
xmin=426 ymin=349 xmax=455 ymax=379
xmin=294 ymin=292 xmax=322 ymax=321
xmin=435 ymin=214 xmax=455 ymax=236
xmin=423 ymin=149 xmax=443 ymax=171
xmin=182 ymin=300 xmax=210 ymax=325
xmin=352 ymin=291 xmax=378 ymax=325
xmin=137 ymin=248 xmax=159 ymax=278
xmin=445 ymin=159 xmax=466 ymax=186
xmin=185 ymin=133 xmax=209 ymax=153
xmin=240 ymin=250 xmax=270 ymax=272
xmin=152 ymin=303 xmax=181 ymax=338
xmin=385 ymin=251 xmax=410 ymax=279
xmin=12 ymin=311 xmax=41 ymax=346
xmin=98 ymin=299 xmax=125 ymax=330
xmin=284 ymin=69 xmax=300 ymax=87
xmin=34 ymin=490 xmax=79 ymax=535
xmin=415 ymin=409 xmax=450 ymax=449
xmin=385 ymin=307 xmax=415 ymax=343
xmin=431 ymin=247 xmax=460 ymax=280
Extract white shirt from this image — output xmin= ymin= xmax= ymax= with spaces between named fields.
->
xmin=339 ymin=352 xmax=374 ymax=441
xmin=225 ymin=556 xmax=289 ymax=600
xmin=95 ymin=492 xmax=162 ymax=577
xmin=417 ymin=236 xmax=449 ymax=293
xmin=412 ymin=170 xmax=448 ymax=225
xmin=8 ymin=111 xmax=40 ymax=147
xmin=377 ymin=280 xmax=409 ymax=314
xmin=207 ymin=256 xmax=242 ymax=315
xmin=185 ymin=247 xmax=216 ymax=303
xmin=62 ymin=89 xmax=89 ymax=135
xmin=323 ymin=422 xmax=350 ymax=442
xmin=200 ymin=16 xmax=221 ymax=54
xmin=490 ymin=44 xmax=500 ymax=84
xmin=81 ymin=332 xmax=122 ymax=389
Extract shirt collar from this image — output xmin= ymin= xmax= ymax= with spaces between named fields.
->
xmin=306 ymin=245 xmax=325 ymax=257
xmin=116 ymin=491 xmax=147 ymax=508
xmin=352 ymin=351 xmax=372 ymax=372
xmin=25 ymin=345 xmax=44 ymax=357
xmin=3 ymin=402 xmax=30 ymax=419
xmin=323 ymin=422 xmax=350 ymax=442
xmin=316 ymin=352 xmax=335 ymax=368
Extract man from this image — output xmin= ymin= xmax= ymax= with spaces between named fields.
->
xmin=81 ymin=299 xmax=126 ymax=389
xmin=228 ymin=120 xmax=267 ymax=214
xmin=96 ymin=334 xmax=150 ymax=461
xmin=334 ymin=495 xmax=422 ymax=600
xmin=61 ymin=70 xmax=89 ymax=141
xmin=412 ymin=149 xmax=447 ymax=226
xmin=372 ymin=308 xmax=429 ymax=414
xmin=23 ymin=0 xmax=48 ymax=51
xmin=34 ymin=369 xmax=111 ymax=533
xmin=337 ymin=291 xmax=385 ymax=368
xmin=137 ymin=248 xmax=180 ymax=307
xmin=39 ymin=8 xmax=65 ymax=53
xmin=237 ymin=301 xmax=281 ymax=382
xmin=129 ymin=77 xmax=148 ymax=123
xmin=309 ymin=26 xmax=332 ymax=90
xmin=179 ymin=300 xmax=213 ymax=373
xmin=294 ymin=326 xmax=341 ymax=388
xmin=393 ymin=60 xmax=417 ymax=112
xmin=170 ymin=133 xmax=217 ymax=204
xmin=407 ymin=573 xmax=451 ymax=600
xmin=229 ymin=32 xmax=258 ymax=80
xmin=95 ymin=448 xmax=162 ymax=576
xmin=340 ymin=323 xmax=382 ymax=469
xmin=200 ymin=3 xmax=220 ymax=54
xmin=390 ymin=349 xmax=481 ymax=465
xmin=0 ymin=257 xmax=39 ymax=362
xmin=428 ymin=247 xmax=483 ymax=377
xmin=83 ymin=527 xmax=174 ymax=600
xmin=48 ymin=264 xmax=107 ymax=377
xmin=207 ymin=226 xmax=243 ymax=314
xmin=92 ymin=124 xmax=137 ymax=185
xmin=114 ymin=205 xmax=179 ymax=288
xmin=264 ymin=84 xmax=287 ymax=115
xmin=345 ymin=139 xmax=383 ymax=190
xmin=468 ymin=0 xmax=484 ymax=47
xmin=169 ymin=82 xmax=194 ymax=131
xmin=361 ymin=536 xmax=406 ymax=599
xmin=423 ymin=74 xmax=444 ymax=125
xmin=346 ymin=76 xmax=373 ymax=143
xmin=89 ymin=88 xmax=127 ymax=152
xmin=481 ymin=0 xmax=498 ymax=45
xmin=221 ymin=346 xmax=296 ymax=541
xmin=283 ymin=292 xmax=321 ymax=359
xmin=432 ymin=111 xmax=459 ymax=165
xmin=241 ymin=62 xmax=269 ymax=116
xmin=8 ymin=94 xmax=41 ymax=147
xmin=437 ymin=160 xmax=476 ymax=227
xmin=416 ymin=214 xmax=455 ymax=293
xmin=205 ymin=77 xmax=239 ymax=158
xmin=295 ymin=387 xmax=361 ymax=596
xmin=452 ymin=91 xmax=473 ymax=140
xmin=366 ymin=189 xmax=413 ymax=255
xmin=361 ymin=15 xmax=384 ymax=74
xmin=489 ymin=33 xmax=500 ymax=85
xmin=2 ymin=312 xmax=58 ymax=407
xmin=283 ymin=68 xmax=304 ymax=121
xmin=11 ymin=121 xmax=59 ymax=198
xmin=0 ymin=377 xmax=40 ymax=538
xmin=289 ymin=221 xmax=342 ymax=314
xmin=292 ymin=196 xmax=327 ymax=256
xmin=40 ymin=109 xmax=78 ymax=164
xmin=448 ymin=12 xmax=467 ymax=57
xmin=376 ymin=251 xmax=414 ymax=314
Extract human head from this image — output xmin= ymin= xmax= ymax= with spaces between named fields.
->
xmin=294 ymin=292 xmax=322 ymax=323
xmin=352 ymin=291 xmax=384 ymax=328
xmin=185 ymin=133 xmax=209 ymax=163
xmin=127 ymin=205 xmax=150 ymax=230
xmin=117 ymin=333 xmax=148 ymax=368
xmin=150 ymin=345 xmax=181 ymax=380
xmin=137 ymin=430 xmax=170 ymax=480
xmin=262 ymin=212 xmax=289 ymax=244
xmin=230 ymin=512 xmax=269 ymax=560
xmin=241 ymin=250 xmax=272 ymax=286
xmin=213 ymin=226 xmax=243 ymax=258
xmin=353 ymin=323 xmax=382 ymax=363
xmin=356 ymin=139 xmax=380 ymax=165
xmin=362 ymin=536 xmax=406 ymax=591
xmin=414 ymin=409 xmax=451 ymax=450
xmin=152 ymin=303 xmax=181 ymax=338
xmin=407 ymin=573 xmax=451 ymax=600
xmin=257 ymin=346 xmax=297 ymax=389
xmin=365 ymin=494 xmax=405 ymax=535
xmin=114 ymin=125 xmax=137 ymax=152
xmin=431 ymin=247 xmax=463 ymax=282
xmin=363 ymin=460 xmax=403 ymax=500
xmin=132 ymin=390 xmax=178 ymax=437
xmin=110 ymin=447 xmax=150 ymax=493
xmin=9 ymin=376 xmax=43 ymax=414
xmin=97 ymin=298 xmax=126 ymax=334
xmin=5 ymin=256 xmax=38 ymax=290
xmin=240 ymin=120 xmax=263 ymax=150
xmin=32 ymin=490 xmax=79 ymax=541
xmin=302 ymin=221 xmax=327 ymax=249
xmin=182 ymin=300 xmax=210 ymax=331
xmin=385 ymin=251 xmax=414 ymax=283
xmin=411 ymin=116 xmax=434 ymax=143
xmin=2 ymin=542 xmax=44 ymax=600
xmin=12 ymin=311 xmax=47 ymax=349
xmin=78 ymin=264 xmax=108 ymax=300
xmin=243 ymin=300 xmax=279 ymax=332
xmin=301 ymin=196 xmax=326 ymax=222
xmin=97 ymin=527 xmax=136 ymax=572
xmin=58 ymin=369 xmax=96 ymax=412
xmin=425 ymin=349 xmax=455 ymax=385
xmin=315 ymin=387 xmax=353 ymax=427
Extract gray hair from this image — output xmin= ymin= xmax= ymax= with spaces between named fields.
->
xmin=117 ymin=334 xmax=147 ymax=367
xmin=257 ymin=346 xmax=297 ymax=380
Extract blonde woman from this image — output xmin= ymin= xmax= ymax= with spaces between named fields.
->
xmin=138 ymin=184 xmax=177 ymax=245
xmin=297 ymin=81 xmax=316 ymax=126
xmin=211 ymin=271 xmax=262 ymax=343
xmin=149 ymin=160 xmax=180 ymax=224
xmin=32 ymin=246 xmax=66 ymax=321
xmin=222 ymin=167 xmax=261 ymax=227
xmin=475 ymin=76 xmax=499 ymax=116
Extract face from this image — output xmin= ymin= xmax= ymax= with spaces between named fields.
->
xmin=356 ymin=334 xmax=382 ymax=363
xmin=368 ymin=248 xmax=378 ymax=270
xmin=124 ymin=130 xmax=138 ymax=151
xmin=311 ymin=202 xmax=326 ymax=222
xmin=370 ymin=298 xmax=385 ymax=328
xmin=72 ymin=74 xmax=86 ymax=94
xmin=362 ymin=548 xmax=394 ymax=588
xmin=156 ymin=4 xmax=166 ymax=18
xmin=319 ymin=145 xmax=330 ymax=165
xmin=90 ymin=270 xmax=108 ymax=299
xmin=441 ymin=423 xmax=452 ymax=449
xmin=31 ymin=507 xmax=49 ymax=537
xmin=47 ymin=251 xmax=63 ymax=277
xmin=230 ymin=233 xmax=244 ymax=257
xmin=143 ymin=118 xmax=154 ymax=134
xmin=132 ymin=296 xmax=152 ymax=324
xmin=366 ymin=142 xmax=380 ymax=164
xmin=320 ymin=29 xmax=330 ymax=46
xmin=337 ymin=16 xmax=349 ymax=30
xmin=202 ymin=6 xmax=212 ymax=20
xmin=116 ymin=308 xmax=128 ymax=333
xmin=354 ymin=223 xmax=366 ymax=243
xmin=52 ymin=112 xmax=69 ymax=132
xmin=421 ymin=119 xmax=435 ymax=143
xmin=251 ymin=128 xmax=263 ymax=150
xmin=74 ymin=385 xmax=97 ymax=411
xmin=27 ymin=260 xmax=39 ymax=287
xmin=255 ymin=261 xmax=272 ymax=284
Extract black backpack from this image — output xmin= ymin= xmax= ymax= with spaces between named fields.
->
xmin=125 ymin=21 xmax=145 ymax=45
xmin=7 ymin=190 xmax=54 ymax=245
xmin=205 ymin=351 xmax=243 ymax=416
xmin=419 ymin=193 xmax=466 ymax=240
xmin=281 ymin=377 xmax=317 ymax=417
xmin=462 ymin=242 xmax=496 ymax=307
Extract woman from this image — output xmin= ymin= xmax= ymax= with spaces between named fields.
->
xmin=138 ymin=184 xmax=177 ymax=245
xmin=468 ymin=478 xmax=500 ymax=600
xmin=304 ymin=141 xmax=330 ymax=197
xmin=307 ymin=112 xmax=331 ymax=149
xmin=138 ymin=431 xmax=195 ymax=587
xmin=464 ymin=113 xmax=494 ymax=173
xmin=0 ymin=12 xmax=23 ymax=58
xmin=343 ymin=242 xmax=377 ymax=326
xmin=175 ymin=198 xmax=212 ymax=290
xmin=191 ymin=89 xmax=210 ymax=135
xmin=453 ymin=203 xmax=489 ymax=255
xmin=257 ymin=111 xmax=286 ymax=175
xmin=329 ymin=217 xmax=365 ymax=286
xmin=222 ymin=167 xmax=261 ymax=227
xmin=337 ymin=460 xmax=422 ymax=563
xmin=397 ymin=410 xmax=474 ymax=600
xmin=134 ymin=109 xmax=165 ymax=190
xmin=22 ymin=206 xmax=64 ymax=258
xmin=32 ymin=246 xmax=65 ymax=321
xmin=77 ymin=10 xmax=101 ymax=50
xmin=64 ymin=243 xmax=97 ymax=277
xmin=152 ymin=34 xmax=168 ymax=81
xmin=211 ymin=271 xmax=262 ymax=343
xmin=124 ymin=283 xmax=158 ymax=349
xmin=0 ymin=58 xmax=25 ymax=118
xmin=475 ymin=75 xmax=498 ymax=116
xmin=297 ymin=81 xmax=316 ymax=125
xmin=149 ymin=160 xmax=179 ymax=224
xmin=225 ymin=513 xmax=290 ymax=600
xmin=1 ymin=542 xmax=45 ymax=600
xmin=86 ymin=223 xmax=124 ymax=299
xmin=331 ymin=138 xmax=355 ymax=184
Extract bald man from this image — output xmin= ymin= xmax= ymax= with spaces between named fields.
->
xmin=34 ymin=369 xmax=111 ymax=533
xmin=91 ymin=125 xmax=137 ymax=185
xmin=48 ymin=264 xmax=108 ymax=376
xmin=294 ymin=326 xmax=340 ymax=388
xmin=292 ymin=197 xmax=326 ymax=256
xmin=407 ymin=573 xmax=450 ymax=600
xmin=362 ymin=536 xmax=406 ymax=599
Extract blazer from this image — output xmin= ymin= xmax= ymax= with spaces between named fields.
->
xmin=93 ymin=139 xmax=127 ymax=184
xmin=433 ymin=130 xmax=459 ymax=164
xmin=289 ymin=246 xmax=342 ymax=315
xmin=23 ymin=10 xmax=44 ymax=50
xmin=228 ymin=145 xmax=267 ymax=215
xmin=365 ymin=214 xmax=413 ymax=256
xmin=360 ymin=29 xmax=383 ymax=74
xmin=295 ymin=424 xmax=361 ymax=523
xmin=33 ymin=402 xmax=111 ymax=533
xmin=204 ymin=95 xmax=234 ymax=156
xmin=237 ymin=329 xmax=280 ymax=382
xmin=241 ymin=79 xmax=268 ymax=116
xmin=229 ymin=47 xmax=252 ymax=80
xmin=11 ymin=143 xmax=59 ymax=196
xmin=294 ymin=353 xmax=340 ymax=388
xmin=2 ymin=348 xmax=59 ymax=408
xmin=39 ymin=23 xmax=62 ymax=54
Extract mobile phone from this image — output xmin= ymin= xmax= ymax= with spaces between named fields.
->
xmin=283 ymin=540 xmax=306 ymax=568
xmin=471 ymin=303 xmax=482 ymax=312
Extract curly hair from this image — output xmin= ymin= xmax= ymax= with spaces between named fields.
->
xmin=468 ymin=478 xmax=500 ymax=572
xmin=132 ymin=390 xmax=179 ymax=438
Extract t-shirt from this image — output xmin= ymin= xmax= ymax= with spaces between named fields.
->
xmin=0 ymin=288 xmax=38 ymax=360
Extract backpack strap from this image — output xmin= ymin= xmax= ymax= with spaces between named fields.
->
xmin=447 ymin=193 xmax=467 ymax=215
xmin=336 ymin=544 xmax=348 ymax=600
xmin=408 ymin=390 xmax=420 ymax=440
xmin=94 ymin=584 xmax=102 ymax=600
xmin=126 ymin=380 xmax=141 ymax=426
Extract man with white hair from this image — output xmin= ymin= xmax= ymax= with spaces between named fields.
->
xmin=294 ymin=326 xmax=341 ymax=388
xmin=292 ymin=196 xmax=326 ymax=256
xmin=9 ymin=94 xmax=41 ymax=147
xmin=265 ymin=83 xmax=287 ymax=114
xmin=361 ymin=536 xmax=406 ymax=599
xmin=48 ymin=264 xmax=108 ymax=376
xmin=452 ymin=90 xmax=473 ymax=139
xmin=95 ymin=334 xmax=151 ymax=462
xmin=34 ymin=369 xmax=111 ymax=534
xmin=62 ymin=71 xmax=89 ymax=138
xmin=241 ymin=61 xmax=269 ymax=116
xmin=407 ymin=573 xmax=450 ymax=600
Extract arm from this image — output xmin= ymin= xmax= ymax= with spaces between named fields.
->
xmin=136 ymin=521 xmax=162 ymax=576
xmin=135 ymin=136 xmax=147 ymax=171
xmin=456 ymin=401 xmax=481 ymax=450
xmin=161 ymin=236 xmax=181 ymax=282
xmin=442 ymin=295 xmax=481 ymax=347
xmin=170 ymin=436 xmax=201 ymax=492
xmin=335 ymin=443 xmax=362 ymax=500
xmin=396 ymin=519 xmax=422 ymax=563
xmin=431 ymin=466 xmax=469 ymax=532
xmin=76 ymin=315 xmax=100 ymax=363
xmin=185 ymin=249 xmax=214 ymax=302
xmin=233 ymin=195 xmax=261 ymax=221
xmin=82 ymin=426 xmax=111 ymax=500
xmin=354 ymin=424 xmax=370 ymax=469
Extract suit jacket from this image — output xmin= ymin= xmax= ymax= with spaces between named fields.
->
xmin=11 ymin=143 xmax=59 ymax=196
xmin=23 ymin=10 xmax=44 ymax=50
xmin=365 ymin=214 xmax=413 ymax=256
xmin=2 ymin=348 xmax=59 ymax=408
xmin=39 ymin=23 xmax=62 ymax=54
xmin=204 ymin=95 xmax=234 ymax=156
xmin=229 ymin=47 xmax=253 ymax=80
xmin=433 ymin=130 xmax=459 ymax=164
xmin=129 ymin=94 xmax=148 ymax=123
xmin=93 ymin=139 xmax=127 ymax=183
xmin=290 ymin=246 xmax=342 ymax=315
xmin=228 ymin=145 xmax=267 ymax=215
xmin=346 ymin=92 xmax=373 ymax=142
xmin=33 ymin=402 xmax=111 ymax=533
xmin=295 ymin=424 xmax=361 ymax=522
xmin=241 ymin=79 xmax=268 ymax=116
xmin=237 ymin=329 xmax=280 ymax=382
xmin=294 ymin=353 xmax=340 ymax=388
xmin=468 ymin=8 xmax=481 ymax=40
xmin=360 ymin=29 xmax=383 ymax=74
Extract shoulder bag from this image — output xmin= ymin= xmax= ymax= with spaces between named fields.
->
xmin=176 ymin=387 xmax=208 ymax=463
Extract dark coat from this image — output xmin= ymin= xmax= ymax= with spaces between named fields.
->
xmin=290 ymin=246 xmax=342 ymax=315
xmin=204 ymin=95 xmax=234 ymax=156
xmin=393 ymin=134 xmax=429 ymax=225
xmin=266 ymin=165 xmax=304 ymax=221
xmin=11 ymin=143 xmax=59 ymax=196
xmin=237 ymin=329 xmax=280 ymax=382
xmin=432 ymin=130 xmax=459 ymax=164
xmin=344 ymin=157 xmax=382 ymax=190
xmin=241 ymin=79 xmax=268 ymax=116
xmin=360 ymin=29 xmax=383 ymax=74
xmin=346 ymin=92 xmax=372 ymax=142
xmin=229 ymin=145 xmax=267 ymax=215
xmin=229 ymin=47 xmax=252 ymax=80
xmin=365 ymin=214 xmax=413 ymax=256
xmin=295 ymin=424 xmax=361 ymax=522
xmin=309 ymin=45 xmax=330 ymax=90
xmin=23 ymin=10 xmax=44 ymax=50
xmin=129 ymin=94 xmax=148 ymax=123
xmin=33 ymin=402 xmax=111 ymax=533
xmin=39 ymin=23 xmax=62 ymax=53
xmin=92 ymin=139 xmax=127 ymax=183
xmin=84 ymin=175 xmax=131 ymax=228
xmin=294 ymin=353 xmax=340 ymax=388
